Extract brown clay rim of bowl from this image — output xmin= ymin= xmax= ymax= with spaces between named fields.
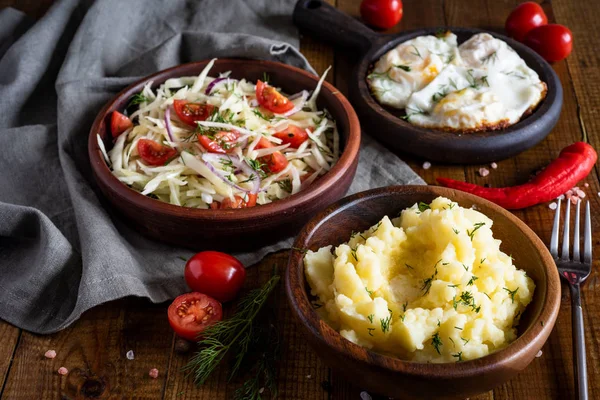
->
xmin=88 ymin=59 xmax=361 ymax=222
xmin=287 ymin=185 xmax=561 ymax=378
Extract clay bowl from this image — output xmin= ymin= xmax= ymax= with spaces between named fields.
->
xmin=286 ymin=185 xmax=561 ymax=399
xmin=88 ymin=59 xmax=361 ymax=251
xmin=293 ymin=0 xmax=563 ymax=164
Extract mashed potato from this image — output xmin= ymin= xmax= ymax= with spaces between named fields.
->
xmin=304 ymin=196 xmax=535 ymax=363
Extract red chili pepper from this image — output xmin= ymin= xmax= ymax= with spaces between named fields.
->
xmin=437 ymin=142 xmax=597 ymax=210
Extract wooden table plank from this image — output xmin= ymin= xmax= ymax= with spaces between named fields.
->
xmin=0 ymin=322 xmax=20 ymax=393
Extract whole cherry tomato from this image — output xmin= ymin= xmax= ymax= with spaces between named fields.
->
xmin=505 ymin=2 xmax=548 ymax=42
xmin=184 ymin=251 xmax=246 ymax=302
xmin=360 ymin=0 xmax=403 ymax=30
xmin=167 ymin=293 xmax=222 ymax=341
xmin=524 ymin=24 xmax=573 ymax=62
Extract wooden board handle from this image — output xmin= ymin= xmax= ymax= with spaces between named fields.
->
xmin=293 ymin=0 xmax=377 ymax=54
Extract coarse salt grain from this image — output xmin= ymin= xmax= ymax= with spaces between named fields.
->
xmin=549 ymin=202 xmax=558 ymax=210
xmin=149 ymin=368 xmax=159 ymax=379
xmin=536 ymin=350 xmax=543 ymax=358
xmin=576 ymin=189 xmax=586 ymax=197
xmin=422 ymin=161 xmax=431 ymax=170
xmin=57 ymin=367 xmax=68 ymax=375
xmin=306 ymin=374 xmax=312 ymax=379
xmin=126 ymin=350 xmax=134 ymax=360
xmin=478 ymin=167 xmax=490 ymax=177
xmin=490 ymin=162 xmax=498 ymax=169
xmin=360 ymin=391 xmax=373 ymax=400
xmin=44 ymin=350 xmax=56 ymax=359
xmin=557 ymin=194 xmax=565 ymax=200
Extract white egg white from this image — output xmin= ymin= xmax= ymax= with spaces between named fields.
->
xmin=368 ymin=32 xmax=547 ymax=132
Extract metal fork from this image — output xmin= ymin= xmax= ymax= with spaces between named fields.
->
xmin=550 ymin=198 xmax=592 ymax=400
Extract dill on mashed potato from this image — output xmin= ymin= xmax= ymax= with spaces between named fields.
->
xmin=303 ymin=196 xmax=535 ymax=363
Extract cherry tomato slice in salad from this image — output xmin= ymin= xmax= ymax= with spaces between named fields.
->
xmin=198 ymin=130 xmax=240 ymax=154
xmin=110 ymin=111 xmax=133 ymax=139
xmin=255 ymin=80 xmax=294 ymax=114
xmin=360 ymin=0 xmax=403 ymax=30
xmin=256 ymin=137 xmax=289 ymax=173
xmin=273 ymin=125 xmax=309 ymax=148
xmin=173 ymin=100 xmax=216 ymax=127
xmin=210 ymin=193 xmax=258 ymax=209
xmin=505 ymin=2 xmax=548 ymax=42
xmin=524 ymin=24 xmax=573 ymax=63
xmin=184 ymin=251 xmax=247 ymax=302
xmin=137 ymin=138 xmax=177 ymax=166
xmin=167 ymin=293 xmax=222 ymax=341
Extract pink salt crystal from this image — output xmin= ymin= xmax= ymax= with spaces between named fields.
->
xmin=536 ymin=350 xmax=543 ymax=358
xmin=44 ymin=350 xmax=56 ymax=359
xmin=566 ymin=190 xmax=574 ymax=196
xmin=585 ymin=183 xmax=590 ymax=187
xmin=422 ymin=161 xmax=431 ymax=170
xmin=478 ymin=167 xmax=490 ymax=177
xmin=571 ymin=197 xmax=579 ymax=205
xmin=57 ymin=367 xmax=68 ymax=375
xmin=549 ymin=202 xmax=558 ymax=210
xmin=490 ymin=162 xmax=498 ymax=169
xmin=149 ymin=368 xmax=159 ymax=379
xmin=579 ymin=191 xmax=586 ymax=198
xmin=566 ymin=192 xmax=572 ymax=199
xmin=576 ymin=189 xmax=585 ymax=197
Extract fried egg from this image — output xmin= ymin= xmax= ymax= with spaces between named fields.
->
xmin=368 ymin=32 xmax=547 ymax=132
xmin=367 ymin=32 xmax=459 ymax=109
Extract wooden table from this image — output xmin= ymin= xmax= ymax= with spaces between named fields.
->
xmin=1 ymin=0 xmax=598 ymax=399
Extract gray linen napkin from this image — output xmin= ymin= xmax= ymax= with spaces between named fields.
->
xmin=0 ymin=0 xmax=424 ymax=334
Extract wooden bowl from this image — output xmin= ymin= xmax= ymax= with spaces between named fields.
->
xmin=286 ymin=185 xmax=561 ymax=399
xmin=88 ymin=59 xmax=361 ymax=251
xmin=294 ymin=1 xmax=563 ymax=164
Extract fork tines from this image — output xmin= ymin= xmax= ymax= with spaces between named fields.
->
xmin=550 ymin=198 xmax=592 ymax=263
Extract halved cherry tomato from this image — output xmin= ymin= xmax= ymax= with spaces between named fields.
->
xmin=273 ymin=125 xmax=309 ymax=148
xmin=198 ymin=130 xmax=240 ymax=154
xmin=110 ymin=111 xmax=133 ymax=139
xmin=184 ymin=251 xmax=246 ymax=302
xmin=167 ymin=293 xmax=222 ymax=341
xmin=505 ymin=2 xmax=548 ymax=42
xmin=255 ymin=137 xmax=288 ymax=173
xmin=137 ymin=138 xmax=177 ymax=166
xmin=210 ymin=193 xmax=257 ymax=209
xmin=360 ymin=0 xmax=403 ymax=30
xmin=255 ymin=80 xmax=294 ymax=114
xmin=524 ymin=24 xmax=573 ymax=62
xmin=173 ymin=99 xmax=215 ymax=126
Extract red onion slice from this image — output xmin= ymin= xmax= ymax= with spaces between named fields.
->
xmin=205 ymin=77 xmax=227 ymax=95
xmin=201 ymin=153 xmax=261 ymax=194
xmin=164 ymin=107 xmax=175 ymax=143
xmin=281 ymin=90 xmax=309 ymax=117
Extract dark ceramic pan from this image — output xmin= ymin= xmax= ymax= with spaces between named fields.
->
xmin=293 ymin=0 xmax=563 ymax=164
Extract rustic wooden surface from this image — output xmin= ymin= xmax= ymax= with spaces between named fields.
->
xmin=0 ymin=0 xmax=598 ymax=399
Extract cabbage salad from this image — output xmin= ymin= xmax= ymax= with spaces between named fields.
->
xmin=100 ymin=59 xmax=339 ymax=209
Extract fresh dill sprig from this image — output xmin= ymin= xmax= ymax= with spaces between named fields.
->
xmin=252 ymin=108 xmax=271 ymax=121
xmin=467 ymin=222 xmax=485 ymax=241
xmin=431 ymin=333 xmax=443 ymax=355
xmin=368 ymin=328 xmax=375 ymax=336
xmin=481 ymin=51 xmax=498 ymax=64
xmin=367 ymin=314 xmax=374 ymax=323
xmin=394 ymin=64 xmax=412 ymax=72
xmin=365 ymin=287 xmax=374 ymax=296
xmin=263 ymin=72 xmax=270 ymax=83
xmin=277 ymin=179 xmax=292 ymax=193
xmin=350 ymin=247 xmax=358 ymax=261
xmin=504 ymin=287 xmax=519 ymax=304
xmin=380 ymin=310 xmax=393 ymax=333
xmin=405 ymin=263 xmax=414 ymax=270
xmin=461 ymin=337 xmax=470 ymax=345
xmin=128 ymin=92 xmax=149 ymax=107
xmin=410 ymin=45 xmax=423 ymax=59
xmin=401 ymin=106 xmax=426 ymax=122
xmin=452 ymin=228 xmax=460 ymax=234
xmin=371 ymin=221 xmax=383 ymax=234
xmin=417 ymin=202 xmax=431 ymax=212
xmin=452 ymin=352 xmax=463 ymax=362
xmin=183 ymin=276 xmax=280 ymax=386
xmin=467 ymin=275 xmax=479 ymax=286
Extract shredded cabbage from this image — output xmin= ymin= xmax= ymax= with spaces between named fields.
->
xmin=108 ymin=60 xmax=339 ymax=209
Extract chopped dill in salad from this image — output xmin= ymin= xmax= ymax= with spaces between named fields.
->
xmin=102 ymin=59 xmax=339 ymax=209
